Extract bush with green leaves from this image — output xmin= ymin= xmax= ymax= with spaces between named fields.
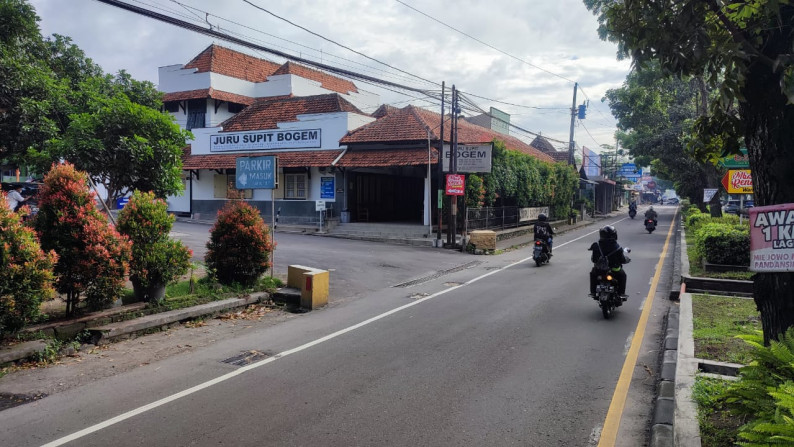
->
xmin=34 ymin=163 xmax=131 ymax=315
xmin=117 ymin=191 xmax=192 ymax=301
xmin=723 ymin=328 xmax=794 ymax=445
xmin=686 ymin=211 xmax=710 ymax=229
xmin=694 ymin=222 xmax=750 ymax=266
xmin=205 ymin=201 xmax=274 ymax=286
xmin=0 ymin=193 xmax=57 ymax=337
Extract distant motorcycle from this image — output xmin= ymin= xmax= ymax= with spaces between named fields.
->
xmin=645 ymin=218 xmax=656 ymax=234
xmin=594 ymin=248 xmax=631 ymax=319
xmin=532 ymin=237 xmax=552 ymax=267
xmin=629 ymin=208 xmax=637 ymax=219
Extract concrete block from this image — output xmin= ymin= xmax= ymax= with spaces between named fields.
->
xmin=468 ymin=230 xmax=496 ymax=251
xmin=0 ymin=340 xmax=48 ymax=364
xmin=53 ymin=322 xmax=87 ymax=340
xmin=665 ymin=336 xmax=678 ymax=350
xmin=288 ymin=265 xmax=329 ymax=310
xmin=663 ymin=349 xmax=677 ymax=364
xmin=658 ymin=381 xmax=675 ymax=400
xmin=652 ymin=398 xmax=675 ymax=425
xmin=661 ymin=362 xmax=676 ymax=381
xmin=650 ymin=424 xmax=673 ymax=447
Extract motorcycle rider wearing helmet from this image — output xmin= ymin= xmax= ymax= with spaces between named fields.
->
xmin=645 ymin=206 xmax=658 ymax=226
xmin=533 ymin=213 xmax=555 ymax=254
xmin=588 ymin=225 xmax=629 ymax=300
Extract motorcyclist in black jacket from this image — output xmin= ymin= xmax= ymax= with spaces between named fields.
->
xmin=533 ymin=213 xmax=555 ymax=254
xmin=588 ymin=225 xmax=629 ymax=300
xmin=644 ymin=206 xmax=658 ymax=227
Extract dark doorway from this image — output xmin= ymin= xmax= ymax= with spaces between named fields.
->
xmin=352 ymin=173 xmax=423 ymax=222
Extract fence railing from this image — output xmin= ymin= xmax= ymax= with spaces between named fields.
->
xmin=466 ymin=206 xmax=522 ymax=231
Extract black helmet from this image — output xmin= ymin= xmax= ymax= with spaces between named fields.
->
xmin=538 ymin=213 xmax=547 ymax=222
xmin=599 ymin=225 xmax=618 ymax=240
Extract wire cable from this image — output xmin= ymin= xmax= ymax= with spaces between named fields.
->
xmin=242 ymin=0 xmax=439 ymax=88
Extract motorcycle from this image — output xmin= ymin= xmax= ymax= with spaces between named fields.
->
xmin=593 ymin=248 xmax=631 ymax=319
xmin=645 ymin=218 xmax=656 ymax=233
xmin=628 ymin=208 xmax=637 ymax=219
xmin=532 ymin=237 xmax=551 ymax=267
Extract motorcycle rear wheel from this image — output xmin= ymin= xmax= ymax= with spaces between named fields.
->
xmin=535 ymin=259 xmax=542 ymax=267
xmin=602 ymin=304 xmax=613 ymax=319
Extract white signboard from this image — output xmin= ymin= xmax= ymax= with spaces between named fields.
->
xmin=211 ymin=129 xmax=322 ymax=152
xmin=703 ymin=188 xmax=718 ymax=203
xmin=442 ymin=144 xmax=493 ymax=173
xmin=519 ymin=206 xmax=550 ymax=222
xmin=315 ymin=200 xmax=326 ymax=211
xmin=750 ymin=203 xmax=794 ymax=272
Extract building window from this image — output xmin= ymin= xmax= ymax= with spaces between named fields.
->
xmin=285 ymin=173 xmax=307 ymax=199
xmin=186 ymin=99 xmax=206 ymax=130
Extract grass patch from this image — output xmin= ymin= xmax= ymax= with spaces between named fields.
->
xmin=151 ymin=276 xmax=284 ymax=312
xmin=692 ymin=294 xmax=761 ymax=364
xmin=693 ymin=376 xmax=743 ymax=447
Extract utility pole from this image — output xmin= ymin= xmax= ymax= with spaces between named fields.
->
xmin=447 ymin=85 xmax=459 ymax=247
xmin=436 ymin=82 xmax=445 ymax=244
xmin=568 ymin=82 xmax=578 ymax=166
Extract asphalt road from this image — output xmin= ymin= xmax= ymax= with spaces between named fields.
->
xmin=0 ymin=206 xmax=678 ymax=447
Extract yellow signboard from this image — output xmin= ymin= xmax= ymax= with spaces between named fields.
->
xmin=721 ymin=169 xmax=753 ymax=194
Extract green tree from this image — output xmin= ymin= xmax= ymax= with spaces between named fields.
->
xmin=55 ymin=92 xmax=191 ymax=208
xmin=604 ymin=64 xmax=724 ymax=214
xmin=584 ymin=0 xmax=794 ymax=344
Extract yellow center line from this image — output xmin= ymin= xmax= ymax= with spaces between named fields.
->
xmin=598 ymin=208 xmax=679 ymax=446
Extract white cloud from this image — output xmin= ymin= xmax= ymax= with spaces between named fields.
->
xmin=30 ymin=0 xmax=630 ymax=150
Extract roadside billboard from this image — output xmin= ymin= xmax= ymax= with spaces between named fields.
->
xmin=750 ymin=203 xmax=794 ymax=272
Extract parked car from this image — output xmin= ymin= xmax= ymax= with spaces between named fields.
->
xmin=723 ymin=200 xmax=741 ymax=214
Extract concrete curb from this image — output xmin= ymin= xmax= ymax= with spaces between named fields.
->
xmin=650 ymin=211 xmax=686 ymax=447
xmin=88 ymin=292 xmax=267 ymax=344
xmin=0 ymin=341 xmax=49 ymax=365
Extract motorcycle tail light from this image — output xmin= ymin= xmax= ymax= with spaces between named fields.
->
xmin=535 ymin=241 xmax=541 ymax=245
xmin=606 ymin=275 xmax=613 ymax=281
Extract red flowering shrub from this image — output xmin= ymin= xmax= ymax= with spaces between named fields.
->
xmin=0 ymin=193 xmax=57 ymax=336
xmin=117 ymin=191 xmax=192 ymax=301
xmin=205 ymin=201 xmax=274 ymax=286
xmin=35 ymin=163 xmax=132 ymax=314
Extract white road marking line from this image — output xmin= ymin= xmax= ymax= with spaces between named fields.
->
xmin=41 ymin=221 xmax=617 ymax=447
xmin=623 ymin=332 xmax=635 ymax=356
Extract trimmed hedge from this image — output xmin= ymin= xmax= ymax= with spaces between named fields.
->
xmin=687 ymin=211 xmax=710 ymax=229
xmin=694 ymin=222 xmax=750 ymax=266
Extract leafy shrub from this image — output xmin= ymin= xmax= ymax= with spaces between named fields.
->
xmin=205 ymin=201 xmax=274 ymax=286
xmin=724 ymin=329 xmax=794 ymax=445
xmin=687 ymin=211 xmax=710 ymax=229
xmin=0 ymin=193 xmax=57 ymax=336
xmin=35 ymin=163 xmax=132 ymax=314
xmin=117 ymin=191 xmax=192 ymax=301
xmin=694 ymin=222 xmax=750 ymax=266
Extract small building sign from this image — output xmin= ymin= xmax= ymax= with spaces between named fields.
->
xmin=446 ymin=174 xmax=465 ymax=195
xmin=320 ymin=176 xmax=335 ymax=200
xmin=703 ymin=188 xmax=718 ymax=203
xmin=719 ymin=148 xmax=749 ymax=168
xmin=750 ymin=203 xmax=794 ymax=272
xmin=442 ymin=144 xmax=492 ymax=173
xmin=236 ymin=156 xmax=277 ymax=189
xmin=315 ymin=200 xmax=326 ymax=211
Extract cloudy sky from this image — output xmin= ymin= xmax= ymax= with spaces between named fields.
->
xmin=29 ymin=0 xmax=632 ymax=152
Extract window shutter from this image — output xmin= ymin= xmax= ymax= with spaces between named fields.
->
xmin=273 ymin=173 xmax=284 ymax=199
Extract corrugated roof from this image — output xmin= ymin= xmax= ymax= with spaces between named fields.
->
xmin=340 ymin=105 xmax=555 ymax=163
xmin=219 ymin=94 xmax=363 ymax=132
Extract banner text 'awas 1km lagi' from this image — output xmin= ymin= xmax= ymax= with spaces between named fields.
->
xmin=750 ymin=203 xmax=794 ymax=272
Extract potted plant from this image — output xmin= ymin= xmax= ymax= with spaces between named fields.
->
xmin=117 ymin=191 xmax=192 ymax=303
